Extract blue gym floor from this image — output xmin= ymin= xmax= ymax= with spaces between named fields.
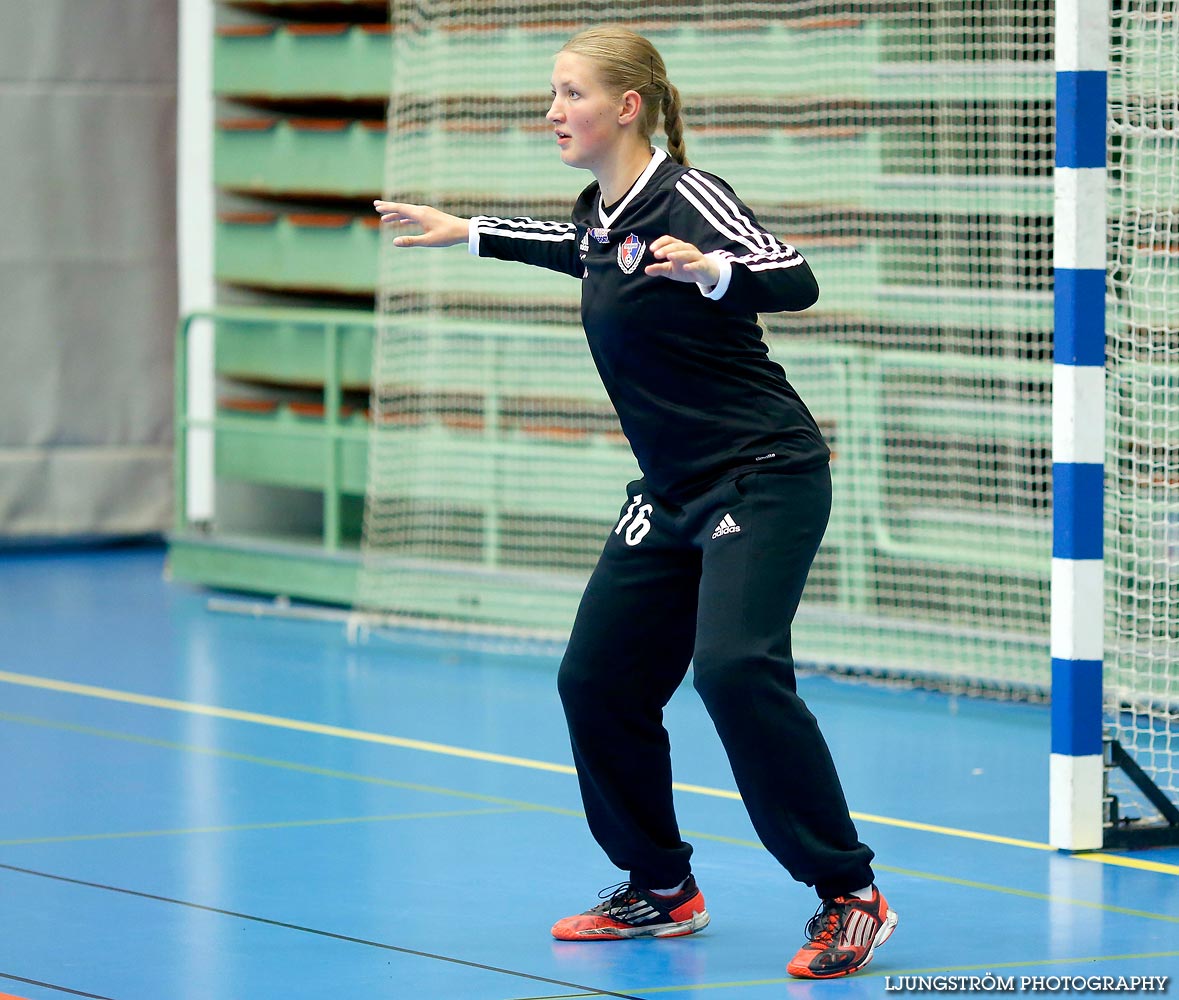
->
xmin=1 ymin=543 xmax=1177 ymax=999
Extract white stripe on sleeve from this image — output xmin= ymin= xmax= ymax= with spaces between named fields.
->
xmin=478 ymin=216 xmax=577 ymax=243
xmin=681 ymin=172 xmax=775 ymax=252
xmin=675 ymin=174 xmax=805 ymax=278
xmin=675 ymin=179 xmax=763 ymax=255
xmin=742 ymin=250 xmax=806 ymax=272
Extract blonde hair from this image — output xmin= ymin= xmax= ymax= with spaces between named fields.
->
xmin=559 ymin=26 xmax=689 ymax=166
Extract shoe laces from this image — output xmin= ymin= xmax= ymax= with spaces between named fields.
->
xmin=804 ymin=898 xmax=849 ymax=947
xmin=593 ymin=881 xmax=643 ymax=914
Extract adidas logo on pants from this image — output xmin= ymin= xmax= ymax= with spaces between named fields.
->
xmin=711 ymin=513 xmax=741 ymax=539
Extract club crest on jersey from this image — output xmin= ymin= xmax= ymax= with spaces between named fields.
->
xmin=590 ymin=227 xmax=610 ymax=244
xmin=618 ymin=233 xmax=645 ymax=274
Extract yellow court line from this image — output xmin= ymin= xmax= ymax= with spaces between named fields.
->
xmin=2 ymin=710 xmax=1178 ymax=927
xmin=0 ymin=669 xmax=578 ymax=775
xmin=1079 ymin=851 xmax=1179 ymax=876
xmin=675 ymin=792 xmax=1179 ymax=871
xmin=2 ymin=669 xmax=1178 ymax=877
xmin=850 ymin=810 xmax=1055 ymax=852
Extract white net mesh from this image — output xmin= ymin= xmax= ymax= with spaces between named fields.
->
xmin=358 ymin=1 xmax=1059 ymax=687
xmin=1105 ymin=0 xmax=1179 ymax=818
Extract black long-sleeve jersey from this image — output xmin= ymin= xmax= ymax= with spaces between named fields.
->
xmin=471 ymin=147 xmax=829 ymax=503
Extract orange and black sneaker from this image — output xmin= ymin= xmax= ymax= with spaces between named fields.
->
xmin=786 ymin=886 xmax=898 ymax=979
xmin=551 ymin=876 xmax=710 ymax=941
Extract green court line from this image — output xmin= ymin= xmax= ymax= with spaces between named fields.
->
xmin=0 ymin=710 xmax=583 ymax=818
xmin=3 ymin=710 xmax=1177 ymax=930
xmin=0 ymin=806 xmax=527 ymax=848
xmin=6 ymin=668 xmax=1177 ymax=877
xmin=622 ymin=827 xmax=1179 ymax=926
xmin=872 ymin=864 xmax=1179 ymax=924
xmin=631 ymin=950 xmax=1179 ymax=993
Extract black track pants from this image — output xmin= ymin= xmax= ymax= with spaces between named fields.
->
xmin=557 ymin=464 xmax=876 ymax=899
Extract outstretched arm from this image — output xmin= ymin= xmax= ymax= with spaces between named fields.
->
xmin=469 ymin=215 xmax=583 ymax=279
xmin=376 ymin=200 xmax=583 ymax=279
xmin=373 ymin=200 xmax=469 ymax=248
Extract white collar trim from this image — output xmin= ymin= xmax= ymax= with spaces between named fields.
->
xmin=597 ymin=147 xmax=667 ymax=229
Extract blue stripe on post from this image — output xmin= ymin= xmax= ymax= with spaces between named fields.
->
xmin=1051 ymin=657 xmax=1104 ymax=756
xmin=1055 ymin=269 xmax=1107 ymax=366
xmin=1056 ymin=71 xmax=1108 ymax=169
xmin=1053 ymin=463 xmax=1104 ymax=560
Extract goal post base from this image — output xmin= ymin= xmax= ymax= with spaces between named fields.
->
xmin=1102 ymin=738 xmax=1179 ymax=850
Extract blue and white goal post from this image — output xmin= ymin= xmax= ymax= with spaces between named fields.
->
xmin=1049 ymin=0 xmax=1108 ymax=853
xmin=1051 ymin=0 xmax=1179 ymax=854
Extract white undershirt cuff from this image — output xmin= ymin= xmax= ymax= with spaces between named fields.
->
xmin=699 ymin=253 xmax=733 ymax=300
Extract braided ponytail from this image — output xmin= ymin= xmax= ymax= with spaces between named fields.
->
xmin=661 ymin=82 xmax=689 ymax=166
xmin=560 ymin=27 xmax=689 ymax=165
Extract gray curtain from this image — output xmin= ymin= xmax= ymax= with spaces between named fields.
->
xmin=0 ymin=0 xmax=178 ymax=540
